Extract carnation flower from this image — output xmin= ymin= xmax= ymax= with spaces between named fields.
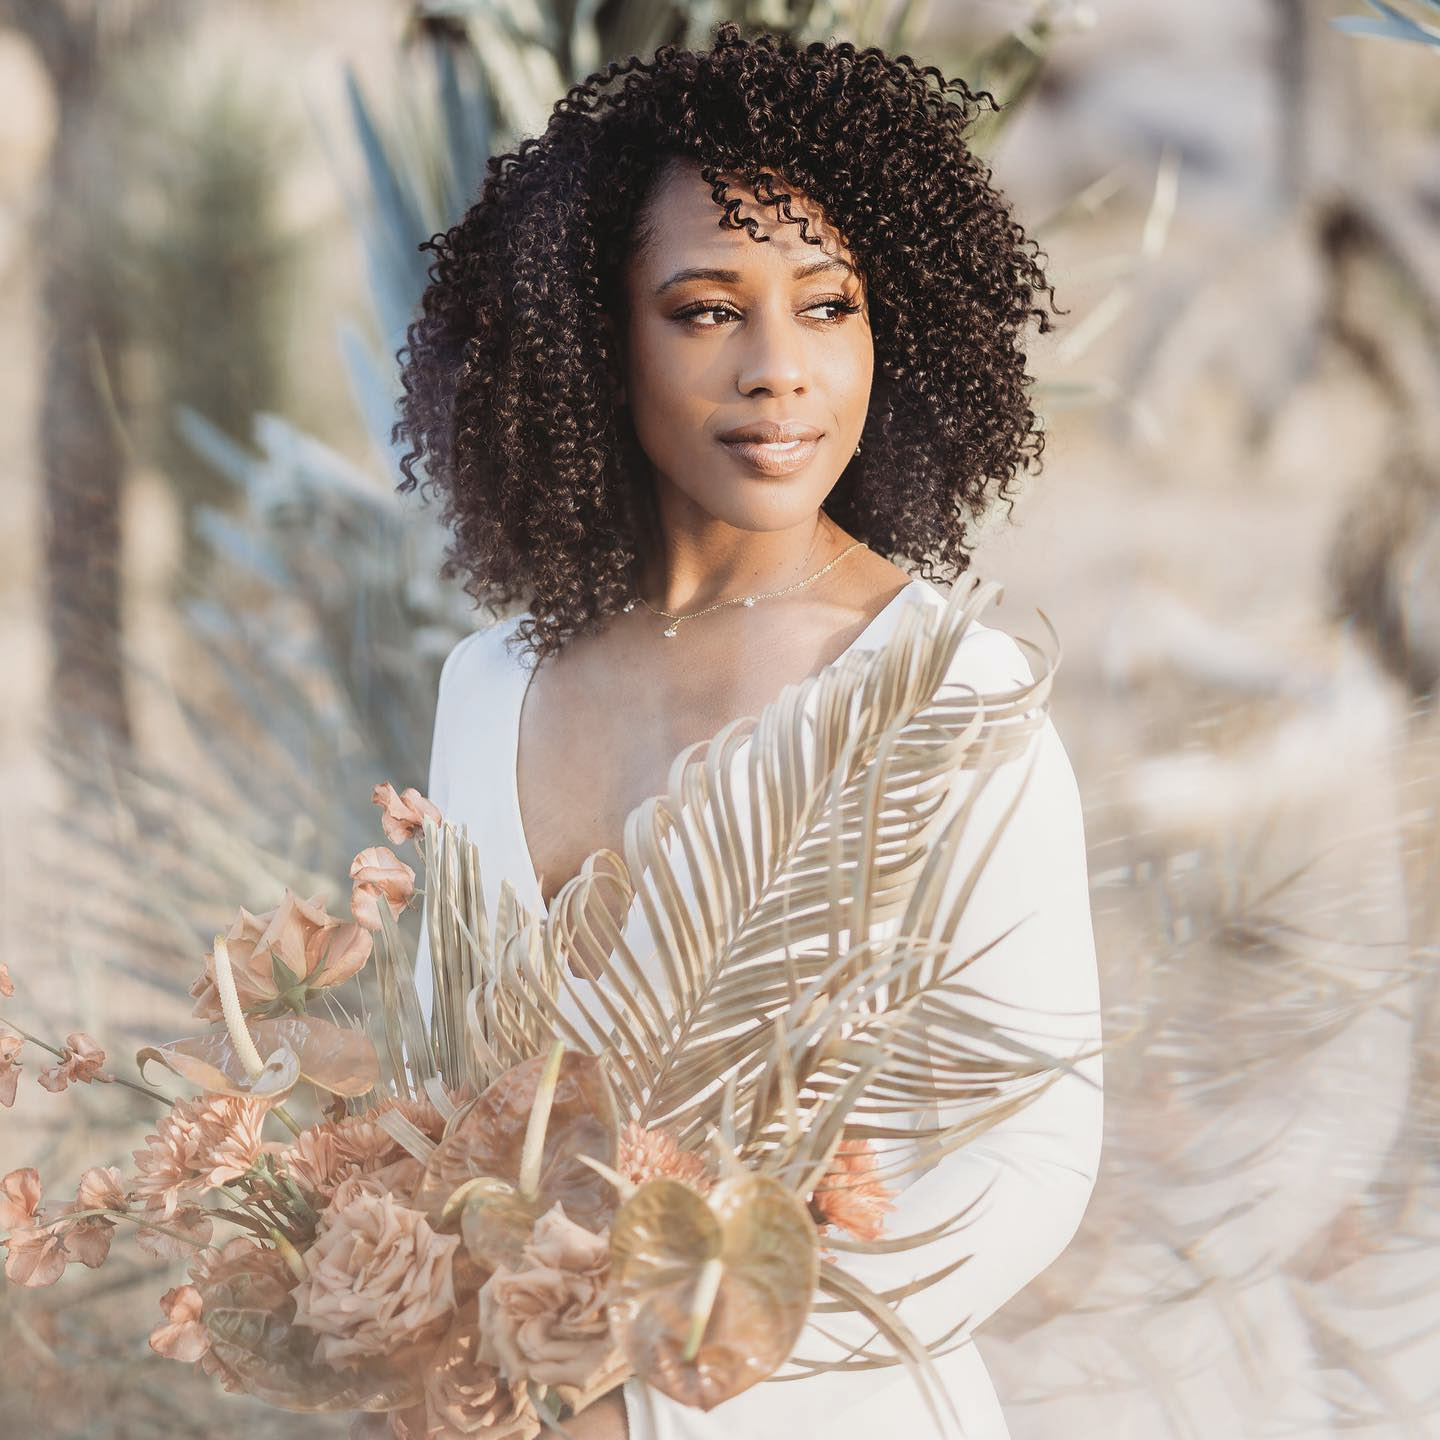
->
xmin=149 ymin=1284 xmax=210 ymax=1363
xmin=188 ymin=887 xmax=371 ymax=1021
xmin=349 ymin=847 xmax=417 ymax=932
xmin=617 ymin=1121 xmax=713 ymax=1194
xmin=37 ymin=1032 xmax=110 ymax=1092
xmin=290 ymin=1191 xmax=460 ymax=1368
xmin=371 ymin=782 xmax=443 ymax=846
xmin=809 ymin=1137 xmax=897 ymax=1242
xmin=0 ymin=1030 xmax=22 ymax=1108
xmin=277 ymin=1124 xmax=353 ymax=1200
xmin=476 ymin=1201 xmax=624 ymax=1402
xmin=422 ymin=1314 xmax=541 ymax=1439
xmin=130 ymin=1095 xmax=267 ymax=1219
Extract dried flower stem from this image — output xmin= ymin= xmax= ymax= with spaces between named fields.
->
xmin=0 ymin=1019 xmax=169 ymax=1105
xmin=32 ymin=1206 xmax=205 ymax=1250
xmin=269 ymin=1227 xmax=310 ymax=1281
xmin=520 ymin=1038 xmax=566 ymax=1201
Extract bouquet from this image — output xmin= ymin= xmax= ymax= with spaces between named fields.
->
xmin=0 ymin=578 xmax=1085 ymax=1438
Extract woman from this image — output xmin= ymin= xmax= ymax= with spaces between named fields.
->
xmin=398 ymin=23 xmax=1102 ymax=1440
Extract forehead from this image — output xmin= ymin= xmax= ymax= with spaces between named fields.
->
xmin=631 ymin=159 xmax=855 ymax=277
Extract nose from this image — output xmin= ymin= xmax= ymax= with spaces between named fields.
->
xmin=734 ymin=304 xmax=809 ymax=397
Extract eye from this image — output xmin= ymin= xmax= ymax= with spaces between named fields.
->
xmin=673 ymin=296 xmax=864 ymax=329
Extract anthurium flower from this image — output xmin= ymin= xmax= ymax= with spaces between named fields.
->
xmin=371 ymin=782 xmax=443 ymax=846
xmin=188 ymin=888 xmax=372 ymax=1020
xmin=348 ymin=847 xmax=417 ymax=932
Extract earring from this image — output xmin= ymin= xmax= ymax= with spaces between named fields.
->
xmin=854 ymin=438 xmax=862 ymax=455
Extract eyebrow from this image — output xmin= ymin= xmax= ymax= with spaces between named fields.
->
xmin=654 ymin=256 xmax=857 ymax=296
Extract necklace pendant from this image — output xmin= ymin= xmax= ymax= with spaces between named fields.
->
xmin=742 ymin=595 xmax=755 ymax=606
xmin=663 ymin=624 xmax=679 ymax=638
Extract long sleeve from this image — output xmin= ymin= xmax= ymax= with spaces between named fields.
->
xmin=623 ymin=625 xmax=1105 ymax=1440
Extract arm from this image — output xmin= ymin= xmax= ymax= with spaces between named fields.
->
xmin=625 ymin=628 xmax=1105 ymax=1439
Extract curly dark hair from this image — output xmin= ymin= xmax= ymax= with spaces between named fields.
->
xmin=393 ymin=21 xmax=1064 ymax=663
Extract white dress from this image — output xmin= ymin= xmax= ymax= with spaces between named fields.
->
xmin=416 ymin=576 xmax=1104 ymax=1440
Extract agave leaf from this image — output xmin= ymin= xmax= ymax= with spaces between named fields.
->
xmin=412 ymin=1049 xmax=619 ymax=1233
xmin=139 ymin=1015 xmax=378 ymax=1099
xmin=607 ymin=1175 xmax=818 ymax=1410
xmin=195 ymin=1244 xmax=430 ymax=1412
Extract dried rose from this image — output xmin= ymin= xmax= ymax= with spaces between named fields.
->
xmin=424 ymin=1313 xmax=541 ymax=1438
xmin=371 ymin=783 xmax=443 ymax=846
xmin=349 ymin=847 xmax=417 ymax=932
xmin=290 ymin=1191 xmax=460 ymax=1368
xmin=189 ymin=888 xmax=371 ymax=1021
xmin=0 ymin=961 xmax=12 ymax=996
xmin=476 ymin=1201 xmax=622 ymax=1400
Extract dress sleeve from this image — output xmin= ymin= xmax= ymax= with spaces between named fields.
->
xmin=621 ymin=625 xmax=1105 ymax=1440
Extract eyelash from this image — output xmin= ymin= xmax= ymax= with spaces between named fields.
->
xmin=674 ymin=297 xmax=863 ymax=329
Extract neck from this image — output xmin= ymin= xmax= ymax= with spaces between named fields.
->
xmin=636 ymin=514 xmax=860 ymax=613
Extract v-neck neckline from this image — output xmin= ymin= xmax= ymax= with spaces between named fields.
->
xmin=506 ymin=577 xmax=927 ymax=927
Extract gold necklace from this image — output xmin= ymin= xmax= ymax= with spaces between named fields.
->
xmin=625 ymin=541 xmax=867 ymax=639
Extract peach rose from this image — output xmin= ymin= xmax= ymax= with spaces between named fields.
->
xmin=349 ymin=847 xmax=417 ymax=932
xmin=290 ymin=1191 xmax=460 ymax=1368
xmin=189 ymin=887 xmax=372 ymax=1021
xmin=476 ymin=1202 xmax=623 ymax=1400
xmin=422 ymin=1313 xmax=541 ymax=1439
xmin=371 ymin=783 xmax=443 ymax=846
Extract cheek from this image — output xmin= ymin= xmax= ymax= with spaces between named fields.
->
xmin=623 ymin=319 xmax=705 ymax=416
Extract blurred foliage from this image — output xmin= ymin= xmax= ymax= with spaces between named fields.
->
xmin=106 ymin=42 xmax=294 ymax=598
xmin=1332 ymin=0 xmax=1440 ymax=47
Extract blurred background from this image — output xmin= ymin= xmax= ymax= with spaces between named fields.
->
xmin=1 ymin=0 xmax=1437 ymax=1435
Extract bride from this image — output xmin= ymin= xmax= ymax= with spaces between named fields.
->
xmin=395 ymin=22 xmax=1102 ymax=1440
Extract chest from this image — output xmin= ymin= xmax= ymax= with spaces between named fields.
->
xmin=515 ymin=648 xmax=761 ymax=913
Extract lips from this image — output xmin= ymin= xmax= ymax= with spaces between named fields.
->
xmin=719 ymin=435 xmax=823 ymax=476
xmin=718 ymin=421 xmax=823 ymax=444
xmin=717 ymin=420 xmax=825 ymax=476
